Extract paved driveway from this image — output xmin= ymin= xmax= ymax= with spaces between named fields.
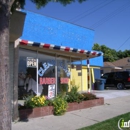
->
xmin=92 ymin=88 xmax=130 ymax=99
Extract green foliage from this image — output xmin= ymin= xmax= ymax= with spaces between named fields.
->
xmin=92 ymin=43 xmax=101 ymax=51
xmin=52 ymin=96 xmax=68 ymax=115
xmin=66 ymin=86 xmax=81 ymax=103
xmin=11 ymin=0 xmax=86 ymax=11
xmin=116 ymin=50 xmax=130 ymax=59
xmin=81 ymin=93 xmax=97 ymax=101
xmin=79 ymin=112 xmax=130 ymax=130
xmin=24 ymin=95 xmax=52 ymax=108
xmin=31 ymin=0 xmax=86 ymax=8
xmin=101 ymin=45 xmax=117 ymax=62
xmin=60 ymin=84 xmax=68 ymax=95
xmin=121 ymin=50 xmax=130 ymax=57
xmin=65 ymin=86 xmax=97 ymax=103
xmin=22 ymin=91 xmax=97 ymax=110
xmin=11 ymin=0 xmax=25 ymax=12
xmin=21 ymin=91 xmax=97 ymax=117
xmin=117 ymin=50 xmax=124 ymax=59
xmin=44 ymin=98 xmax=53 ymax=106
xmin=93 ymin=43 xmax=130 ymax=62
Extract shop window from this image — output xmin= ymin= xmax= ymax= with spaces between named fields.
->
xmin=18 ymin=48 xmax=37 ymax=99
xmin=18 ymin=48 xmax=71 ymax=99
xmin=38 ymin=52 xmax=56 ymax=97
xmin=57 ymin=57 xmax=70 ymax=94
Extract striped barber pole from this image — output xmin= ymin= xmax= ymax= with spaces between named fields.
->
xmin=19 ymin=39 xmax=103 ymax=57
xmin=87 ymin=59 xmax=91 ymax=93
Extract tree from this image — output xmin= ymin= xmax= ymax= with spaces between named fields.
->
xmin=117 ymin=50 xmax=124 ymax=59
xmin=92 ymin=43 xmax=101 ymax=51
xmin=93 ymin=43 xmax=119 ymax=62
xmin=0 ymin=0 xmax=86 ymax=130
xmin=101 ymin=45 xmax=112 ymax=61
xmin=122 ymin=50 xmax=130 ymax=57
xmin=93 ymin=43 xmax=130 ymax=62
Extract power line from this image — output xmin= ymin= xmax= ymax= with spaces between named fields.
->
xmin=68 ymin=0 xmax=107 ymax=22
xmin=89 ymin=1 xmax=130 ymax=29
xmin=70 ymin=0 xmax=115 ymax=23
xmin=117 ymin=36 xmax=130 ymax=50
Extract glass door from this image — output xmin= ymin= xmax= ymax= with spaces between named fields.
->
xmin=57 ymin=57 xmax=70 ymax=94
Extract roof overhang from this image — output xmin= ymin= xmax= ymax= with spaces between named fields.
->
xmin=114 ymin=67 xmax=122 ymax=70
xmin=102 ymin=66 xmax=122 ymax=70
xmin=19 ymin=39 xmax=103 ymax=61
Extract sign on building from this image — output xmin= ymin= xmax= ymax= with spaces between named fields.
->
xmin=48 ymin=84 xmax=55 ymax=99
xmin=27 ymin=57 xmax=37 ymax=68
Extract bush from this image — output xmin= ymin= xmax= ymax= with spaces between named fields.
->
xmin=65 ymin=86 xmax=97 ymax=103
xmin=60 ymin=84 xmax=68 ymax=94
xmin=21 ymin=88 xmax=97 ymax=113
xmin=65 ymin=86 xmax=81 ymax=103
xmin=24 ymin=95 xmax=52 ymax=108
xmin=44 ymin=99 xmax=53 ymax=106
xmin=52 ymin=96 xmax=68 ymax=116
xmin=81 ymin=93 xmax=97 ymax=101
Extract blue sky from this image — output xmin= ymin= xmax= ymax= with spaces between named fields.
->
xmin=25 ymin=0 xmax=130 ymax=51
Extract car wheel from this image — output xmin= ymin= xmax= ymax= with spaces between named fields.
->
xmin=116 ymin=83 xmax=124 ymax=90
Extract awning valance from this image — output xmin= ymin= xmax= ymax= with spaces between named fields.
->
xmin=19 ymin=39 xmax=103 ymax=60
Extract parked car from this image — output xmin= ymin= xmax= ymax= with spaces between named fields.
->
xmin=101 ymin=71 xmax=130 ymax=89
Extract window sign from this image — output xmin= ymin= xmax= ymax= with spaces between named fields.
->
xmin=48 ymin=84 xmax=55 ymax=99
xmin=38 ymin=61 xmax=70 ymax=77
xmin=38 ymin=62 xmax=53 ymax=76
xmin=39 ymin=77 xmax=69 ymax=85
xmin=27 ymin=57 xmax=37 ymax=68
xmin=40 ymin=77 xmax=56 ymax=85
xmin=60 ymin=78 xmax=69 ymax=84
xmin=63 ymin=68 xmax=70 ymax=77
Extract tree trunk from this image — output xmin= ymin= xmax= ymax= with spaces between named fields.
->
xmin=0 ymin=2 xmax=12 ymax=130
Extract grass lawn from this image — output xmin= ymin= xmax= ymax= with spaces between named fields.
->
xmin=79 ymin=112 xmax=130 ymax=130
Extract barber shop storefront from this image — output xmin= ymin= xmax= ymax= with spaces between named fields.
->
xmin=18 ymin=45 xmax=70 ymax=99
xmin=10 ymin=10 xmax=103 ymax=120
xmin=9 ymin=11 xmax=104 ymax=122
xmin=18 ymin=40 xmax=102 ymax=100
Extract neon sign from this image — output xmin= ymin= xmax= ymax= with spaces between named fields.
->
xmin=39 ymin=77 xmax=56 ymax=85
xmin=39 ymin=77 xmax=69 ymax=85
xmin=38 ymin=62 xmax=53 ymax=76
xmin=38 ymin=61 xmax=70 ymax=77
xmin=60 ymin=78 xmax=69 ymax=84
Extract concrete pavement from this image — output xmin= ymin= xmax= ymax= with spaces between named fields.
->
xmin=12 ymin=89 xmax=130 ymax=130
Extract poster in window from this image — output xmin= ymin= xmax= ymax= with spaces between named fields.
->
xmin=48 ymin=84 xmax=55 ymax=99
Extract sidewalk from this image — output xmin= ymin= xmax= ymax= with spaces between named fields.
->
xmin=12 ymin=90 xmax=130 ymax=130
